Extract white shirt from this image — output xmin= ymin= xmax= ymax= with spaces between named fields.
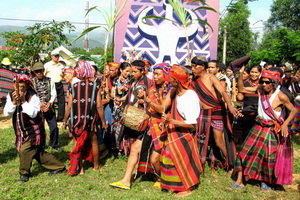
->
xmin=176 ymin=89 xmax=200 ymax=124
xmin=44 ymin=61 xmax=65 ymax=83
xmin=3 ymin=93 xmax=40 ymax=118
xmin=258 ymin=86 xmax=281 ymax=120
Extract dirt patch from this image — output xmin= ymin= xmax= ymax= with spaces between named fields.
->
xmin=0 ymin=107 xmax=12 ymax=129
xmin=294 ymin=149 xmax=300 ymax=159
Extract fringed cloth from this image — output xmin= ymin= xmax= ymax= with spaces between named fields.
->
xmin=235 ymin=117 xmax=279 ymax=183
xmin=11 ymin=90 xmax=45 ymax=151
xmin=192 ymin=78 xmax=236 ymax=170
xmin=235 ymin=91 xmax=291 ymax=184
xmin=160 ymin=99 xmax=202 ymax=192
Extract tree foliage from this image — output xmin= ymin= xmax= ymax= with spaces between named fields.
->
xmin=1 ymin=21 xmax=75 ymax=67
xmin=250 ymin=27 xmax=300 ymax=66
xmin=267 ymin=0 xmax=300 ymax=31
xmin=218 ymin=0 xmax=253 ymax=64
xmin=74 ymin=0 xmax=127 ymax=69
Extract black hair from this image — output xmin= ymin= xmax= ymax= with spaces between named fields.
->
xmin=131 ymin=60 xmax=145 ymax=72
xmin=245 ymin=67 xmax=251 ymax=74
xmin=249 ymin=64 xmax=262 ymax=73
xmin=191 ymin=55 xmax=208 ymax=69
xmin=92 ymin=65 xmax=98 ymax=72
xmin=279 ymin=64 xmax=286 ymax=68
xmin=120 ymin=62 xmax=131 ymax=70
xmin=217 ymin=62 xmax=227 ymax=72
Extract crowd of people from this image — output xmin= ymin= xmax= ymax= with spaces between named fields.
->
xmin=3 ymin=51 xmax=300 ymax=198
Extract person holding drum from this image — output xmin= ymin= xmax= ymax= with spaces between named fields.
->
xmin=110 ymin=60 xmax=159 ymax=190
xmin=111 ymin=62 xmax=132 ymax=151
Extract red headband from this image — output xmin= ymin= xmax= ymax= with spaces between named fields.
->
xmin=169 ymin=64 xmax=189 ymax=89
xmin=108 ymin=62 xmax=120 ymax=70
xmin=261 ymin=69 xmax=281 ymax=82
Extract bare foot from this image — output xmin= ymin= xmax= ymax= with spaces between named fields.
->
xmin=79 ymin=168 xmax=85 ymax=175
xmin=174 ymin=190 xmax=192 ymax=198
xmin=93 ymin=167 xmax=100 ymax=171
xmin=227 ymin=169 xmax=233 ymax=176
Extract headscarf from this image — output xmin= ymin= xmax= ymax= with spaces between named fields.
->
xmin=169 ymin=64 xmax=189 ymax=89
xmin=153 ymin=63 xmax=171 ymax=83
xmin=143 ymin=60 xmax=152 ymax=68
xmin=108 ymin=62 xmax=120 ymax=70
xmin=64 ymin=67 xmax=76 ymax=75
xmin=261 ymin=69 xmax=281 ymax=83
xmin=13 ymin=74 xmax=34 ymax=90
xmin=75 ymin=60 xmax=94 ymax=80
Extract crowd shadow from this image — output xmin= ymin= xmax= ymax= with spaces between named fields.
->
xmin=0 ymin=147 xmax=18 ymax=165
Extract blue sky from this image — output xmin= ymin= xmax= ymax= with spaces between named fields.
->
xmin=0 ymin=0 xmax=272 ymax=34
xmin=220 ymin=0 xmax=273 ymax=34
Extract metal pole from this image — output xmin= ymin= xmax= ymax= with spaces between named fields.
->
xmin=222 ymin=26 xmax=227 ymax=64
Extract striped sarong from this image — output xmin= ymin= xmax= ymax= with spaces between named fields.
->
xmin=0 ymin=69 xmax=16 ymax=99
xmin=160 ymin=98 xmax=202 ymax=192
xmin=291 ymin=103 xmax=300 ymax=134
xmin=235 ymin=117 xmax=278 ymax=183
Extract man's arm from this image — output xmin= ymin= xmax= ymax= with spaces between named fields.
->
xmin=96 ymin=89 xmax=107 ymax=129
xmin=49 ymin=79 xmax=57 ymax=104
xmin=279 ymin=91 xmax=297 ymax=137
xmin=62 ymin=92 xmax=72 ymax=130
xmin=3 ymin=94 xmax=16 ymax=117
xmin=211 ymin=75 xmax=240 ymax=117
xmin=237 ymin=66 xmax=258 ymax=94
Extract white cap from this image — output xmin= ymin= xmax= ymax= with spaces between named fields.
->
xmin=51 ymin=49 xmax=60 ymax=56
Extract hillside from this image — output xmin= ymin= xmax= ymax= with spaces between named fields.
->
xmin=0 ymin=25 xmax=107 ymax=49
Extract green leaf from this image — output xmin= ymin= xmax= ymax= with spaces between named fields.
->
xmin=72 ymin=26 xmax=102 ymax=43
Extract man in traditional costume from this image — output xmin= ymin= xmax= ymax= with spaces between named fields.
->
xmin=191 ymin=56 xmax=239 ymax=170
xmin=160 ymin=64 xmax=202 ymax=198
xmin=231 ymin=67 xmax=297 ymax=190
xmin=62 ymin=60 xmax=107 ymax=175
xmin=31 ymin=62 xmax=60 ymax=150
xmin=4 ymin=74 xmax=65 ymax=182
xmin=101 ymin=62 xmax=120 ymax=150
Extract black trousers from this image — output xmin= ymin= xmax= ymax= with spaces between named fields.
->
xmin=55 ymin=82 xmax=65 ymax=121
xmin=43 ymin=109 xmax=59 ymax=148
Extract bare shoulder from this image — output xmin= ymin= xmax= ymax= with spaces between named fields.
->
xmin=278 ymin=91 xmax=289 ymax=103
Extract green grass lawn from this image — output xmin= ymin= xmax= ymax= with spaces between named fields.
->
xmin=0 ymin=126 xmax=299 ymax=200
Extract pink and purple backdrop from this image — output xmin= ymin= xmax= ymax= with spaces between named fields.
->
xmin=114 ymin=0 xmax=219 ymax=65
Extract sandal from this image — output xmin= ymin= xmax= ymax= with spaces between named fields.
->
xmin=229 ymin=182 xmax=245 ymax=189
xmin=110 ymin=181 xmax=130 ymax=190
xmin=261 ymin=182 xmax=271 ymax=191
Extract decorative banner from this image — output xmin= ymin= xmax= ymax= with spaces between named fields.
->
xmin=114 ymin=0 xmax=219 ymax=65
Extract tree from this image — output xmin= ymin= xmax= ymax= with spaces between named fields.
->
xmin=218 ymin=0 xmax=253 ymax=64
xmin=267 ymin=0 xmax=300 ymax=31
xmin=74 ymin=0 xmax=127 ymax=70
xmin=1 ymin=21 xmax=75 ymax=67
xmin=250 ymin=27 xmax=300 ymax=65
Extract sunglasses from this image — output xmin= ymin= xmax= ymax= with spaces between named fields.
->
xmin=259 ymin=80 xmax=273 ymax=85
xmin=34 ymin=70 xmax=44 ymax=73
